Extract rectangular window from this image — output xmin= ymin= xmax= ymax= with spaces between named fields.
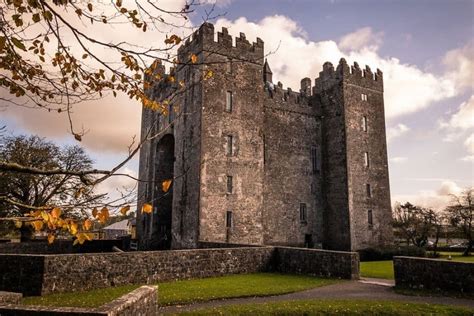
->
xmin=361 ymin=93 xmax=368 ymax=101
xmin=226 ymin=135 xmax=233 ymax=156
xmin=368 ymin=210 xmax=373 ymax=229
xmin=226 ymin=211 xmax=233 ymax=228
xmin=226 ymin=91 xmax=233 ymax=112
xmin=300 ymin=203 xmax=307 ymax=222
xmin=227 ymin=58 xmax=232 ymax=74
xmin=364 ymin=152 xmax=370 ymax=167
xmin=310 ymin=147 xmax=319 ymax=173
xmin=362 ymin=116 xmax=368 ymax=132
xmin=366 ymin=183 xmax=372 ymax=198
xmin=226 ymin=175 xmax=233 ymax=194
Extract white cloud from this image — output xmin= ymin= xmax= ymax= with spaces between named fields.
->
xmin=214 ymin=16 xmax=458 ymax=120
xmin=392 ymin=180 xmax=464 ymax=210
xmin=387 ymin=123 xmax=410 ymax=141
xmin=443 ymin=41 xmax=474 ymax=92
xmin=461 ymin=133 xmax=474 ymax=161
xmin=440 ymin=95 xmax=474 ymax=132
xmin=339 ymin=27 xmax=383 ymax=52
xmin=390 ymin=156 xmax=408 ymax=163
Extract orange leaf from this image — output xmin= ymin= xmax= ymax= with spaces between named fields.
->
xmin=92 ymin=208 xmax=98 ymax=218
xmin=162 ymin=179 xmax=172 ymax=193
xmin=120 ymin=205 xmax=130 ymax=216
xmin=14 ymin=221 xmax=22 ymax=228
xmin=47 ymin=234 xmax=55 ymax=244
xmin=69 ymin=222 xmax=78 ymax=235
xmin=142 ymin=203 xmax=152 ymax=214
xmin=32 ymin=220 xmax=44 ymax=231
xmin=51 ymin=207 xmax=61 ymax=219
xmin=83 ymin=219 xmax=93 ymax=231
xmin=191 ymin=54 xmax=198 ymax=64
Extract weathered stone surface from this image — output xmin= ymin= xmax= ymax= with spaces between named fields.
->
xmin=0 ymin=291 xmax=22 ymax=305
xmin=394 ymin=256 xmax=474 ymax=293
xmin=274 ymin=247 xmax=359 ymax=279
xmin=0 ymin=247 xmax=358 ymax=296
xmin=136 ymin=22 xmax=393 ymax=252
xmin=0 ymin=285 xmax=157 ymax=315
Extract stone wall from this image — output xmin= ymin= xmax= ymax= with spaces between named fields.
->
xmin=0 ymin=285 xmax=157 ymax=315
xmin=0 ymin=247 xmax=358 ymax=296
xmin=274 ymin=247 xmax=359 ymax=279
xmin=394 ymin=256 xmax=474 ymax=293
xmin=0 ymin=240 xmax=126 ymax=254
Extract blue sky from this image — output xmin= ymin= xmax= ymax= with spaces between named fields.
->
xmin=1 ymin=0 xmax=473 ymax=210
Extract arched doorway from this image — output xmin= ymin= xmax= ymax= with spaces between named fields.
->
xmin=151 ymin=134 xmax=174 ymax=249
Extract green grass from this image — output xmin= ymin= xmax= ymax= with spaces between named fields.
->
xmin=22 ymin=284 xmax=140 ymax=308
xmin=360 ymin=261 xmax=394 ymax=279
xmin=174 ymin=299 xmax=474 ymax=315
xmin=22 ymin=273 xmax=340 ymax=308
xmin=438 ymin=252 xmax=474 ymax=263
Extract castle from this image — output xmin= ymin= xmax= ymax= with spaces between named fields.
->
xmin=136 ymin=23 xmax=393 ymax=251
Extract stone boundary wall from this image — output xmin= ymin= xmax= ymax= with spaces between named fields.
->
xmin=0 ymin=285 xmax=157 ymax=316
xmin=0 ymin=240 xmax=126 ymax=254
xmin=274 ymin=247 xmax=359 ymax=279
xmin=0 ymin=246 xmax=359 ymax=296
xmin=394 ymin=256 xmax=474 ymax=293
xmin=0 ymin=291 xmax=22 ymax=305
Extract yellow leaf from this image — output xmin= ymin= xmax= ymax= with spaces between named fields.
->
xmin=92 ymin=208 xmax=98 ymax=218
xmin=14 ymin=221 xmax=22 ymax=228
xmin=69 ymin=222 xmax=78 ymax=235
xmin=83 ymin=219 xmax=93 ymax=231
xmin=51 ymin=207 xmax=61 ymax=219
xmin=76 ymin=233 xmax=87 ymax=245
xmin=142 ymin=203 xmax=153 ymax=214
xmin=47 ymin=234 xmax=55 ymax=244
xmin=204 ymin=70 xmax=213 ymax=80
xmin=162 ymin=179 xmax=172 ymax=193
xmin=32 ymin=220 xmax=44 ymax=231
xmin=41 ymin=211 xmax=49 ymax=222
xmin=84 ymin=233 xmax=94 ymax=241
xmin=191 ymin=54 xmax=198 ymax=64
xmin=73 ymin=238 xmax=80 ymax=246
xmin=120 ymin=205 xmax=130 ymax=216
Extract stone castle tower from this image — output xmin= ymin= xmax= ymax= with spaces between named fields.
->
xmin=136 ymin=23 xmax=393 ymax=251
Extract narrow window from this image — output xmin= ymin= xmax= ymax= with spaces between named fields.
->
xmin=226 ymin=175 xmax=233 ymax=194
xmin=226 ymin=135 xmax=233 ymax=156
xmin=300 ymin=203 xmax=307 ymax=222
xmin=361 ymin=93 xmax=368 ymax=101
xmin=362 ymin=116 xmax=368 ymax=132
xmin=227 ymin=58 xmax=232 ymax=74
xmin=366 ymin=183 xmax=372 ymax=198
xmin=226 ymin=91 xmax=233 ymax=112
xmin=310 ymin=147 xmax=317 ymax=173
xmin=368 ymin=210 xmax=373 ymax=229
xmin=168 ymin=103 xmax=173 ymax=123
xmin=226 ymin=211 xmax=233 ymax=228
xmin=364 ymin=152 xmax=370 ymax=167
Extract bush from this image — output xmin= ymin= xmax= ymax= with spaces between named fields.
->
xmin=359 ymin=246 xmax=426 ymax=261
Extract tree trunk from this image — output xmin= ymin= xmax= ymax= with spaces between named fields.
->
xmin=462 ymin=240 xmax=472 ymax=256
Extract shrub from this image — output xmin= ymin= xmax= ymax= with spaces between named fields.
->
xmin=359 ymin=246 xmax=425 ymax=261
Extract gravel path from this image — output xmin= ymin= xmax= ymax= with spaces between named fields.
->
xmin=159 ymin=279 xmax=474 ymax=314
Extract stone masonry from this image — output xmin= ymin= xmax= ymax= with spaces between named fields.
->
xmin=136 ymin=22 xmax=393 ymax=251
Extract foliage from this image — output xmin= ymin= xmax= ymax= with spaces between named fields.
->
xmin=179 ymin=299 xmax=474 ymax=315
xmin=393 ymin=202 xmax=444 ymax=249
xmin=22 ymin=273 xmax=340 ymax=308
xmin=358 ymin=246 xmax=425 ymax=261
xmin=445 ymin=188 xmax=473 ymax=256
xmin=360 ymin=260 xmax=394 ymax=279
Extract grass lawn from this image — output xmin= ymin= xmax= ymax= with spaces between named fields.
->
xmin=175 ymin=299 xmax=474 ymax=315
xmin=438 ymin=252 xmax=474 ymax=263
xmin=22 ymin=273 xmax=340 ymax=308
xmin=360 ymin=261 xmax=394 ymax=279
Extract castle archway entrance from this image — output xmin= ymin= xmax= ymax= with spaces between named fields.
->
xmin=152 ymin=134 xmax=174 ymax=250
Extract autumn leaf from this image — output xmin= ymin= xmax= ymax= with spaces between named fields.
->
xmin=32 ymin=220 xmax=44 ymax=231
xmin=162 ymin=179 xmax=172 ymax=192
xmin=204 ymin=70 xmax=213 ymax=80
xmin=14 ymin=221 xmax=22 ymax=229
xmin=69 ymin=222 xmax=78 ymax=235
xmin=47 ymin=234 xmax=55 ymax=244
xmin=120 ymin=205 xmax=130 ymax=216
xmin=83 ymin=219 xmax=93 ymax=231
xmin=92 ymin=207 xmax=98 ymax=218
xmin=142 ymin=203 xmax=153 ymax=214
xmin=191 ymin=54 xmax=198 ymax=64
xmin=41 ymin=211 xmax=49 ymax=222
xmin=98 ymin=207 xmax=109 ymax=224
xmin=11 ymin=37 xmax=26 ymax=51
xmin=51 ymin=207 xmax=61 ymax=219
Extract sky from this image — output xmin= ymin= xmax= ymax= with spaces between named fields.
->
xmin=1 ymin=0 xmax=473 ymax=211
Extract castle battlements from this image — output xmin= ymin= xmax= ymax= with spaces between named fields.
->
xmin=178 ymin=23 xmax=264 ymax=64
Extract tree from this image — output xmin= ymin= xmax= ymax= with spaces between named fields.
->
xmin=0 ymin=135 xmax=104 ymax=240
xmin=393 ymin=202 xmax=443 ymax=250
xmin=445 ymin=188 xmax=473 ymax=256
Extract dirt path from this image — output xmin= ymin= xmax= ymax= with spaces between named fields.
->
xmin=159 ymin=279 xmax=474 ymax=314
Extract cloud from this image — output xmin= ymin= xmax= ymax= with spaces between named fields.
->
xmin=392 ymin=180 xmax=464 ymax=210
xmin=443 ymin=41 xmax=474 ymax=92
xmin=440 ymin=95 xmax=474 ymax=131
xmin=390 ymin=156 xmax=408 ymax=163
xmin=339 ymin=27 xmax=383 ymax=52
xmin=461 ymin=133 xmax=474 ymax=161
xmin=214 ymin=16 xmax=458 ymax=120
xmin=387 ymin=123 xmax=410 ymax=141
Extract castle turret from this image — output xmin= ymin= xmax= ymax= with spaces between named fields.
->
xmin=263 ymin=59 xmax=273 ymax=83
